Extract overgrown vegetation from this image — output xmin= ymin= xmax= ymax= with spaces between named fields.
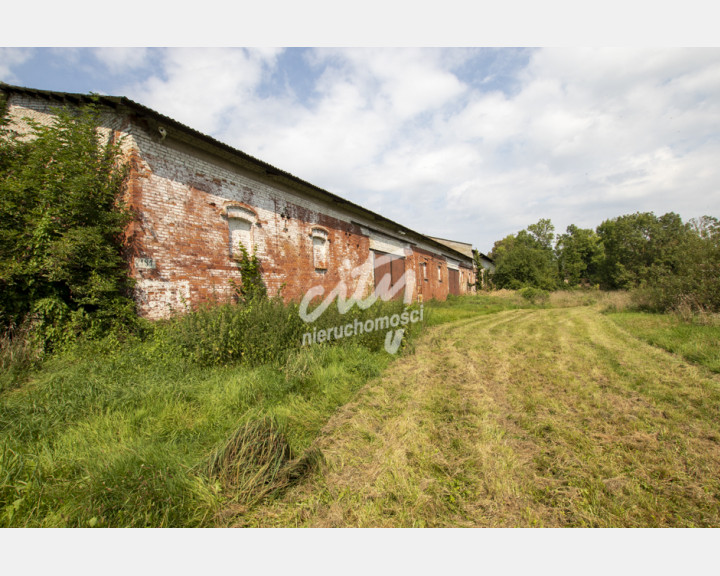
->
xmin=0 ymin=103 xmax=136 ymax=349
xmin=0 ymin=284 xmax=423 ymax=526
xmin=230 ymin=242 xmax=267 ymax=303
xmin=488 ymin=212 xmax=720 ymax=314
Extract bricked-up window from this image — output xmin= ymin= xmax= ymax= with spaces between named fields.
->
xmin=227 ymin=206 xmax=256 ymax=258
xmin=312 ymin=228 xmax=329 ymax=270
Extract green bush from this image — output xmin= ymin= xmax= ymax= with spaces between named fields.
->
xmin=0 ymin=101 xmax=136 ymax=349
xmin=519 ymin=286 xmax=549 ymax=304
xmin=153 ymin=293 xmax=422 ymax=368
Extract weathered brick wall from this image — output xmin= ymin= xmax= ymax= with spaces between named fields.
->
xmin=126 ymin=125 xmax=383 ymax=317
xmin=4 ymin=91 xmax=476 ymax=319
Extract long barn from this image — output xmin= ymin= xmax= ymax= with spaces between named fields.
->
xmin=1 ymin=83 xmax=477 ymax=318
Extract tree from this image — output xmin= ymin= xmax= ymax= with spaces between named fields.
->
xmin=527 ymin=218 xmax=555 ymax=250
xmin=0 ymin=101 xmax=135 ymax=344
xmin=489 ymin=220 xmax=559 ymax=290
xmin=596 ymin=212 xmax=688 ymax=289
xmin=555 ymin=224 xmax=604 ymax=286
xmin=656 ymin=215 xmax=720 ymax=311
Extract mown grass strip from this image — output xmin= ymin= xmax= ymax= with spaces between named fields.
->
xmin=245 ymin=307 xmax=720 ymax=527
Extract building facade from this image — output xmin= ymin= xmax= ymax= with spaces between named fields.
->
xmin=1 ymin=83 xmax=476 ymax=319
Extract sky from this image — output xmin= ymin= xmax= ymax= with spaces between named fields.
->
xmin=2 ymin=15 xmax=719 ymax=254
xmin=2 ymin=2 xmax=719 ymax=568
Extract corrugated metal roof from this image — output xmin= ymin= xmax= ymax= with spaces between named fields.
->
xmin=1 ymin=82 xmax=473 ymax=264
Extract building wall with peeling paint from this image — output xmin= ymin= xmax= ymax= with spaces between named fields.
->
xmin=3 ymin=86 xmax=476 ymax=319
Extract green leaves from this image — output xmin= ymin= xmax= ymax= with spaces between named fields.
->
xmin=596 ymin=212 xmax=688 ymax=289
xmin=556 ymin=225 xmax=604 ymax=286
xmin=0 ymin=102 xmax=135 ymax=346
xmin=231 ymin=242 xmax=267 ymax=303
xmin=490 ymin=220 xmax=559 ymax=291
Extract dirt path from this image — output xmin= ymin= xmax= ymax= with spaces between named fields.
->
xmin=241 ymin=307 xmax=720 ymax=527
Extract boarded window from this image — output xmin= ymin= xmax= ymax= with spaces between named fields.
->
xmin=227 ymin=206 xmax=256 ymax=258
xmin=421 ymin=262 xmax=427 ymax=280
xmin=312 ymin=228 xmax=329 ymax=270
xmin=229 ymin=218 xmax=252 ymax=258
xmin=438 ymin=264 xmax=442 ymax=282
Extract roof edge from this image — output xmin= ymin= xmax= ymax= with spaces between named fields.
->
xmin=0 ymin=82 xmax=473 ymax=262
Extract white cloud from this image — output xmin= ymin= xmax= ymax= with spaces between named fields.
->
xmin=438 ymin=48 xmax=720 ymax=246
xmin=126 ymin=48 xmax=282 ymax=135
xmin=92 ymin=48 xmax=150 ymax=73
xmin=120 ymin=47 xmax=720 ymax=251
xmin=0 ymin=48 xmax=33 ymax=82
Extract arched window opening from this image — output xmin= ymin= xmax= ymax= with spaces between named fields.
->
xmin=311 ymin=227 xmax=329 ymax=270
xmin=227 ymin=206 xmax=256 ymax=258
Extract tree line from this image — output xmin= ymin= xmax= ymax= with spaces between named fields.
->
xmin=484 ymin=213 xmax=720 ymax=312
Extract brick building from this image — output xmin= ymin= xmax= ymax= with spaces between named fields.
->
xmin=1 ymin=83 xmax=476 ymax=319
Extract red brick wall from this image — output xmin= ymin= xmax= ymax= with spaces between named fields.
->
xmin=4 ymin=92 xmax=476 ymax=319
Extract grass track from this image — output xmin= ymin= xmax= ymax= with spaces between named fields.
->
xmin=242 ymin=306 xmax=720 ymax=527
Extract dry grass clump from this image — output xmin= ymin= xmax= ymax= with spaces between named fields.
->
xmin=489 ymin=289 xmax=523 ymax=303
xmin=0 ymin=320 xmax=43 ymax=392
xmin=490 ymin=288 xmax=632 ymax=312
xmin=207 ymin=417 xmax=323 ymax=513
xmin=671 ymin=295 xmax=720 ymax=326
xmin=547 ymin=290 xmax=596 ymax=308
xmin=596 ymin=290 xmax=633 ymax=313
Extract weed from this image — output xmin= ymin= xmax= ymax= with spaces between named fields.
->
xmin=207 ymin=416 xmax=323 ymax=512
xmin=0 ymin=320 xmax=44 ymax=393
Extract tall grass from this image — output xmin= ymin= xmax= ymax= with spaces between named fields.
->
xmin=153 ymin=295 xmax=421 ymax=367
xmin=609 ymin=311 xmax=720 ymax=373
xmin=0 ymin=294 xmax=418 ymax=526
xmin=0 ymin=321 xmax=43 ymax=393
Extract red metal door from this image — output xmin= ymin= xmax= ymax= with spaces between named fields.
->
xmin=373 ymin=251 xmax=406 ymax=300
xmin=448 ymin=268 xmax=460 ymax=296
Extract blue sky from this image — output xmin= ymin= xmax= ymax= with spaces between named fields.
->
xmin=2 ymin=46 xmax=719 ymax=253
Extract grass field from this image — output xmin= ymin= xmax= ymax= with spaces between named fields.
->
xmin=610 ymin=312 xmax=720 ymax=373
xmin=3 ymin=292 xmax=719 ymax=527
xmin=243 ymin=304 xmax=720 ymax=527
xmin=0 ymin=336 xmax=392 ymax=527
